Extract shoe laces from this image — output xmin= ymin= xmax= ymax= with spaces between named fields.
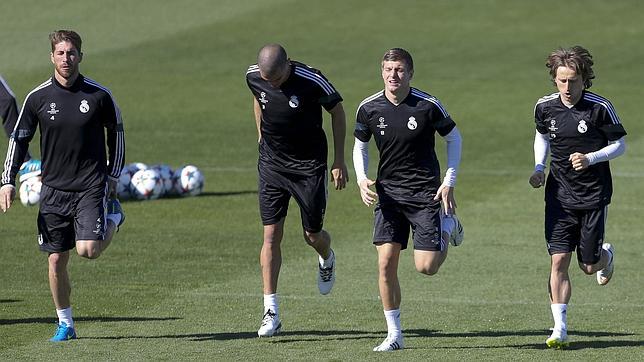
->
xmin=53 ymin=323 xmax=70 ymax=338
xmin=319 ymin=264 xmax=333 ymax=282
xmin=261 ymin=310 xmax=276 ymax=326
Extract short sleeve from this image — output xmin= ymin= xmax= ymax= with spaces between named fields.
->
xmin=353 ymin=106 xmax=372 ymax=142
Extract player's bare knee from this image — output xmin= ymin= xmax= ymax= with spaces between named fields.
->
xmin=76 ymin=243 xmax=101 ymax=259
xmin=578 ymin=262 xmax=597 ymax=275
xmin=416 ymin=262 xmax=440 ymax=276
xmin=303 ymin=230 xmax=323 ymax=245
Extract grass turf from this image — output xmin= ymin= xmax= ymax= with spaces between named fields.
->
xmin=1 ymin=0 xmax=643 ymax=360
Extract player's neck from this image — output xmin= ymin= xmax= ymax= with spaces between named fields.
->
xmin=54 ymin=71 xmax=79 ymax=88
xmin=385 ymin=86 xmax=410 ymax=105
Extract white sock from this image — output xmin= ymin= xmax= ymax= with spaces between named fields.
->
xmin=550 ymin=303 xmax=567 ymax=334
xmin=106 ymin=213 xmax=121 ymax=226
xmin=319 ymin=249 xmax=334 ymax=268
xmin=56 ymin=307 xmax=74 ymax=328
xmin=384 ymin=309 xmax=402 ymax=339
xmin=263 ymin=294 xmax=278 ymax=315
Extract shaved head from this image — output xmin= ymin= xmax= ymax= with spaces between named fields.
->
xmin=257 ymin=44 xmax=290 ymax=87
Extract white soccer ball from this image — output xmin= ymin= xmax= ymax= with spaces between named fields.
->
xmin=151 ymin=164 xmax=174 ymax=196
xmin=130 ymin=169 xmax=163 ymax=200
xmin=19 ymin=177 xmax=42 ymax=206
xmin=173 ymin=165 xmax=204 ymax=197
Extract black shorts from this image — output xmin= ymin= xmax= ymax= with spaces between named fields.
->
xmin=545 ymin=201 xmax=606 ymax=264
xmin=373 ymin=202 xmax=443 ymax=251
xmin=258 ymin=166 xmax=327 ymax=233
xmin=37 ymin=183 xmax=108 ymax=253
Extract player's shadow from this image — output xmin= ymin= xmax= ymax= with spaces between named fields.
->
xmin=0 ymin=299 xmax=21 ymax=304
xmin=403 ymin=329 xmax=642 ymax=351
xmin=85 ymin=329 xmax=381 ymax=342
xmin=0 ymin=316 xmax=181 ymax=326
xmin=198 ymin=191 xmax=257 ymax=197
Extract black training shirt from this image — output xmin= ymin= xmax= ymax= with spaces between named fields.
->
xmin=355 ymin=88 xmax=456 ymax=206
xmin=1 ymin=75 xmax=125 ymax=191
xmin=246 ymin=61 xmax=342 ymax=175
xmin=535 ymin=91 xmax=626 ymax=209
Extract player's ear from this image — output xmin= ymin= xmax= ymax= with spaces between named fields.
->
xmin=79 ymin=52 xmax=83 ymax=63
xmin=50 ymin=52 xmax=55 ymax=65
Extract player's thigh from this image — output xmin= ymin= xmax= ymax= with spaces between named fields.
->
xmin=577 ymin=206 xmax=607 ymax=265
xmin=406 ymin=203 xmax=443 ymax=252
xmin=373 ymin=203 xmax=410 ymax=250
xmin=37 ymin=184 xmax=75 ymax=253
xmin=290 ymin=171 xmax=327 ymax=233
xmin=545 ymin=201 xmax=580 ymax=255
xmin=258 ymin=167 xmax=292 ymax=226
xmin=74 ymin=184 xmax=108 ymax=241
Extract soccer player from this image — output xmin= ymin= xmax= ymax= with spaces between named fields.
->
xmin=0 ymin=30 xmax=126 ymax=342
xmin=353 ymin=48 xmax=464 ymax=352
xmin=529 ymin=46 xmax=626 ymax=349
xmin=0 ymin=74 xmax=40 ymax=180
xmin=246 ymin=44 xmax=348 ymax=337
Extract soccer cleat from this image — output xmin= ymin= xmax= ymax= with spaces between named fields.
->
xmin=106 ymin=198 xmax=126 ymax=229
xmin=318 ymin=249 xmax=335 ymax=295
xmin=50 ymin=322 xmax=77 ymax=342
xmin=18 ymin=159 xmax=41 ymax=182
xmin=597 ymin=243 xmax=614 ymax=285
xmin=257 ymin=309 xmax=282 ymax=337
xmin=373 ymin=335 xmax=404 ymax=352
xmin=545 ymin=331 xmax=569 ymax=349
xmin=448 ymin=214 xmax=464 ymax=247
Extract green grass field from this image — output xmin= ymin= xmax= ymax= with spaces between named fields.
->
xmin=1 ymin=0 xmax=643 ymax=360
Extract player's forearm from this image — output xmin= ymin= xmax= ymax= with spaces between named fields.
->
xmin=329 ymin=103 xmax=346 ymax=164
xmin=253 ymin=98 xmax=262 ymax=141
xmin=443 ymin=127 xmax=462 ymax=187
xmin=586 ymin=137 xmax=626 ymax=165
xmin=1 ymin=138 xmax=29 ymax=186
xmin=534 ymin=130 xmax=549 ymax=172
xmin=352 ymin=138 xmax=369 ymax=184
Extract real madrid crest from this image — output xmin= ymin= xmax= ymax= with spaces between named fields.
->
xmin=577 ymin=120 xmax=587 ymax=133
xmin=289 ymin=95 xmax=299 ymax=108
xmin=79 ymin=99 xmax=90 ymax=113
xmin=407 ymin=116 xmax=417 ymax=130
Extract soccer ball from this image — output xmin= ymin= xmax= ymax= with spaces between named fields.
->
xmin=19 ymin=177 xmax=42 ymax=206
xmin=130 ymin=169 xmax=163 ymax=200
xmin=173 ymin=165 xmax=204 ymax=197
xmin=151 ymin=164 xmax=174 ymax=196
xmin=116 ymin=171 xmax=133 ymax=200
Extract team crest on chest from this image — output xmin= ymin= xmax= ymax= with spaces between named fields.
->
xmin=577 ymin=120 xmax=588 ymax=133
xmin=377 ymin=117 xmax=387 ymax=135
xmin=289 ymin=95 xmax=299 ymax=108
xmin=79 ymin=99 xmax=90 ymax=113
xmin=407 ymin=116 xmax=417 ymax=130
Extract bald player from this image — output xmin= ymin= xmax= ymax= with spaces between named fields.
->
xmin=246 ymin=44 xmax=348 ymax=337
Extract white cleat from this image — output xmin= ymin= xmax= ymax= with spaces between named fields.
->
xmin=373 ymin=335 xmax=404 ymax=352
xmin=448 ymin=214 xmax=464 ymax=247
xmin=318 ymin=249 xmax=335 ymax=295
xmin=545 ymin=330 xmax=569 ymax=349
xmin=257 ymin=309 xmax=282 ymax=337
xmin=597 ymin=243 xmax=614 ymax=285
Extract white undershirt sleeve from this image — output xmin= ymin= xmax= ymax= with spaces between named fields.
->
xmin=352 ymin=137 xmax=369 ymax=184
xmin=534 ymin=131 xmax=549 ymax=172
xmin=585 ymin=137 xmax=626 ymax=165
xmin=442 ymin=127 xmax=462 ymax=187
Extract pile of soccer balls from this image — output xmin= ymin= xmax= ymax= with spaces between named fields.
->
xmin=118 ymin=163 xmax=204 ymax=200
xmin=18 ymin=163 xmax=205 ymax=206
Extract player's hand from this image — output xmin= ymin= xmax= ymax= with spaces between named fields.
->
xmin=433 ymin=183 xmax=457 ymax=216
xmin=0 ymin=184 xmax=16 ymax=213
xmin=569 ymin=152 xmax=589 ymax=171
xmin=107 ymin=178 xmax=118 ymax=199
xmin=358 ymin=178 xmax=377 ymax=206
xmin=330 ymin=161 xmax=348 ymax=190
xmin=529 ymin=170 xmax=545 ymax=188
